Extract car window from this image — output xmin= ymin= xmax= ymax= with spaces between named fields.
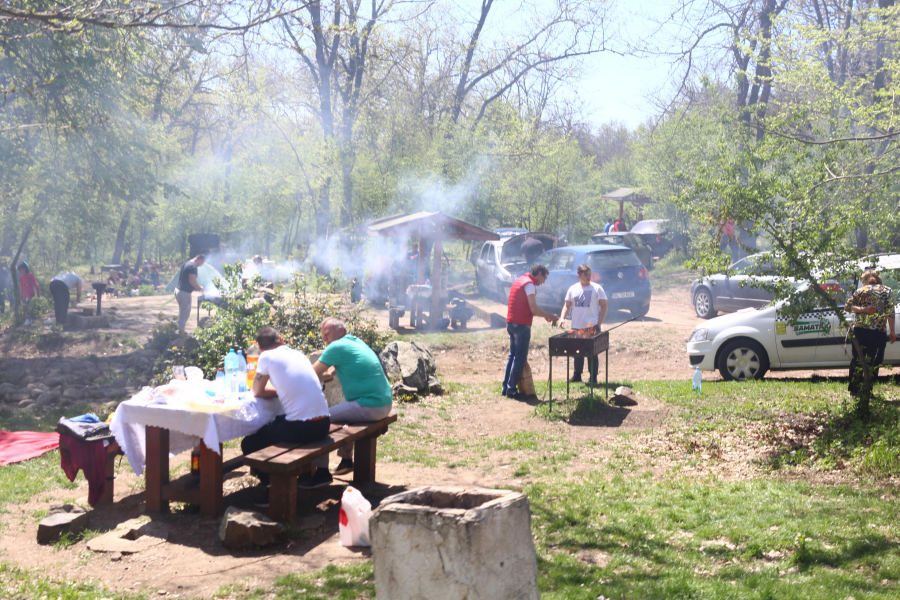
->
xmin=533 ymin=251 xmax=554 ymax=268
xmin=731 ymin=257 xmax=755 ymax=275
xmin=629 ymin=235 xmax=644 ymax=247
xmin=483 ymin=245 xmax=495 ymax=265
xmin=480 ymin=245 xmax=491 ymax=261
xmin=598 ymin=236 xmax=625 ymax=246
xmin=547 ymin=251 xmax=576 ymax=271
xmin=586 ymin=250 xmax=643 ymax=270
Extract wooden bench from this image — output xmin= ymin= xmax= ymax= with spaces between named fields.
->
xmin=243 ymin=414 xmax=398 ymax=521
xmin=57 ymin=437 xmax=123 ymax=506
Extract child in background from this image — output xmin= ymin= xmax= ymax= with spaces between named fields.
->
xmin=17 ymin=262 xmax=39 ymax=326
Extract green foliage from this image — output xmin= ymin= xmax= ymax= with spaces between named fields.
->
xmin=26 ymin=296 xmax=51 ymax=318
xmin=151 ymin=263 xmax=388 ymax=380
xmin=138 ymin=284 xmax=156 ymax=296
xmin=145 ymin=320 xmax=180 ymax=353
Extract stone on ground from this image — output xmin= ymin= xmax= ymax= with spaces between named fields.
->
xmin=379 ymin=341 xmax=438 ymax=393
xmin=37 ymin=504 xmax=89 ymax=544
xmin=219 ymin=506 xmax=284 ymax=549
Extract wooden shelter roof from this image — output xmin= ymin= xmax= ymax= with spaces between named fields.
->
xmin=601 ymin=187 xmax=653 ymax=205
xmin=362 ymin=211 xmax=499 ymax=241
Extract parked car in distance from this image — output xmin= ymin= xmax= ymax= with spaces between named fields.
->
xmin=687 ymin=254 xmax=900 ymax=380
xmin=494 ymin=227 xmax=529 ymax=238
xmin=473 ymin=232 xmax=557 ymax=301
xmin=588 ymin=232 xmax=654 ymax=269
xmin=629 ymin=219 xmax=674 ymax=258
xmin=526 ymin=245 xmax=651 ymax=316
xmin=690 ymin=253 xmax=786 ymax=319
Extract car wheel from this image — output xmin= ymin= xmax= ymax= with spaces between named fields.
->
xmin=717 ymin=339 xmax=769 ymax=381
xmin=693 ymin=288 xmax=717 ymax=319
xmin=498 ymin=282 xmax=510 ymax=304
xmin=630 ymin=303 xmax=650 ymax=318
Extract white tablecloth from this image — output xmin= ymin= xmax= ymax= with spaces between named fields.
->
xmin=111 ymin=388 xmax=284 ymax=475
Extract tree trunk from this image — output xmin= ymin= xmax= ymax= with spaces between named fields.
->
xmin=135 ymin=223 xmax=147 ymax=268
xmin=0 ymin=199 xmax=20 ymax=258
xmin=112 ymin=208 xmax=131 ymax=264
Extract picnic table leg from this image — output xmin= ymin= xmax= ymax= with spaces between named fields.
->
xmin=199 ymin=441 xmax=224 ymax=517
xmin=99 ymin=449 xmax=117 ymax=506
xmin=145 ymin=426 xmax=169 ymax=513
xmin=269 ymin=473 xmax=298 ymax=522
xmin=353 ymin=435 xmax=378 ymax=485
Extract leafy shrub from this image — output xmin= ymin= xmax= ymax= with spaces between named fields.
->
xmin=146 ymin=320 xmax=181 ymax=353
xmin=150 ymin=263 xmax=389 ymax=381
xmin=139 ymin=284 xmax=156 ymax=296
xmin=27 ymin=296 xmax=51 ymax=317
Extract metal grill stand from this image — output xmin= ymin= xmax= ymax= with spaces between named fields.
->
xmin=548 ymin=329 xmax=610 ymax=412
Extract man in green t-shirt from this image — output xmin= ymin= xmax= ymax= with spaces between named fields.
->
xmin=311 ymin=317 xmax=393 ymax=482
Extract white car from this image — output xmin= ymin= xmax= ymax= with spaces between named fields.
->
xmin=687 ymin=258 xmax=900 ymax=380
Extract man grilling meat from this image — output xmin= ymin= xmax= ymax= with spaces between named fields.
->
xmin=557 ymin=264 xmax=608 ymax=385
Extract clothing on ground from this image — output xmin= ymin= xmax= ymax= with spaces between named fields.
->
xmin=176 ymin=260 xmax=199 ymax=293
xmin=51 ymin=272 xmax=82 ymax=289
xmin=59 ymin=433 xmax=108 ymax=506
xmin=0 ymin=430 xmax=60 ymax=465
xmin=256 ymin=344 xmax=330 ymax=421
xmin=319 ymin=335 xmax=392 ymax=408
xmin=565 ymin=281 xmax=607 ymax=330
xmin=241 ymin=415 xmax=330 ymax=486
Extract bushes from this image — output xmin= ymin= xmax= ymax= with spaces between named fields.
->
xmin=150 ymin=263 xmax=389 ymax=380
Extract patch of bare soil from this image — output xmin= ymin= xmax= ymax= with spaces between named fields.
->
xmin=0 ymin=280 xmax=861 ymax=597
xmin=0 ymin=294 xmax=191 ymax=359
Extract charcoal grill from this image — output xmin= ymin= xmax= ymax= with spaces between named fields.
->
xmin=548 ymin=328 xmax=610 ymax=411
xmin=91 ymin=282 xmax=107 ymax=316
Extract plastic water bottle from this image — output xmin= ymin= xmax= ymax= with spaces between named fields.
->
xmin=692 ymin=366 xmax=702 ymax=394
xmin=215 ymin=368 xmax=225 ymax=394
xmin=236 ymin=350 xmax=248 ymax=393
xmin=224 ymin=349 xmax=239 ymax=394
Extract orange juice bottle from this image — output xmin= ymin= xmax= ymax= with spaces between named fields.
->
xmin=246 ymin=343 xmax=260 ymax=391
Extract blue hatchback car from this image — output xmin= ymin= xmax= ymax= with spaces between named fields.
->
xmin=526 ymin=245 xmax=651 ymax=316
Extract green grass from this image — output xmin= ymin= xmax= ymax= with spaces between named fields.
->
xmin=0 ymin=452 xmax=79 ymax=512
xmin=529 ymin=473 xmax=900 ymax=600
xmin=0 ymin=562 xmax=145 ymax=600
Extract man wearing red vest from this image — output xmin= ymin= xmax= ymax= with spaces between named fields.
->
xmin=503 ymin=264 xmax=558 ymax=399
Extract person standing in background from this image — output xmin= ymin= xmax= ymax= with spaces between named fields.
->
xmin=174 ymin=254 xmax=205 ymax=334
xmin=603 ymin=218 xmax=614 ymax=234
xmin=17 ymin=262 xmax=39 ymax=326
xmin=503 ymin=264 xmax=558 ymax=400
xmin=845 ymin=270 xmax=896 ymax=396
xmin=49 ymin=271 xmax=83 ymax=325
xmin=557 ymin=264 xmax=608 ymax=385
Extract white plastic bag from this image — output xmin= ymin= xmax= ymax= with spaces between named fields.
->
xmin=339 ymin=486 xmax=372 ymax=547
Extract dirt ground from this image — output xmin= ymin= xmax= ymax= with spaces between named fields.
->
xmin=0 ymin=279 xmax=846 ymax=597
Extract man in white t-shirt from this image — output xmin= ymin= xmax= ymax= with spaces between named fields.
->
xmin=558 ymin=264 xmax=608 ymax=384
xmin=241 ymin=326 xmax=332 ymax=494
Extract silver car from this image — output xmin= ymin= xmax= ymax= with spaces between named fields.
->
xmin=472 ymin=232 xmax=557 ymax=302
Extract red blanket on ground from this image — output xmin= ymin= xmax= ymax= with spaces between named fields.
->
xmin=0 ymin=430 xmax=60 ymax=465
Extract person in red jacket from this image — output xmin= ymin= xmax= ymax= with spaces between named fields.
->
xmin=17 ymin=262 xmax=39 ymax=326
xmin=503 ymin=264 xmax=558 ymax=399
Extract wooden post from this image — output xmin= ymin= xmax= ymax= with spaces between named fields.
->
xmin=353 ymin=436 xmax=378 ymax=485
xmin=269 ymin=473 xmax=299 ymax=522
xmin=417 ymin=237 xmax=426 ymax=285
xmin=199 ymin=441 xmax=224 ymax=516
xmin=100 ymin=446 xmax=118 ymax=505
xmin=430 ymin=238 xmax=443 ymax=330
xmin=145 ymin=426 xmax=169 ymax=513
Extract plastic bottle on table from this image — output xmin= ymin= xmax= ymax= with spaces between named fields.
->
xmin=224 ymin=349 xmax=239 ymax=394
xmin=692 ymin=366 xmax=702 ymax=394
xmin=236 ymin=350 xmax=248 ymax=393
xmin=246 ymin=343 xmax=260 ymax=391
xmin=215 ymin=368 xmax=225 ymax=394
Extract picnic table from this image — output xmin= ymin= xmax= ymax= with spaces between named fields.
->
xmin=110 ymin=383 xmax=283 ymax=516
